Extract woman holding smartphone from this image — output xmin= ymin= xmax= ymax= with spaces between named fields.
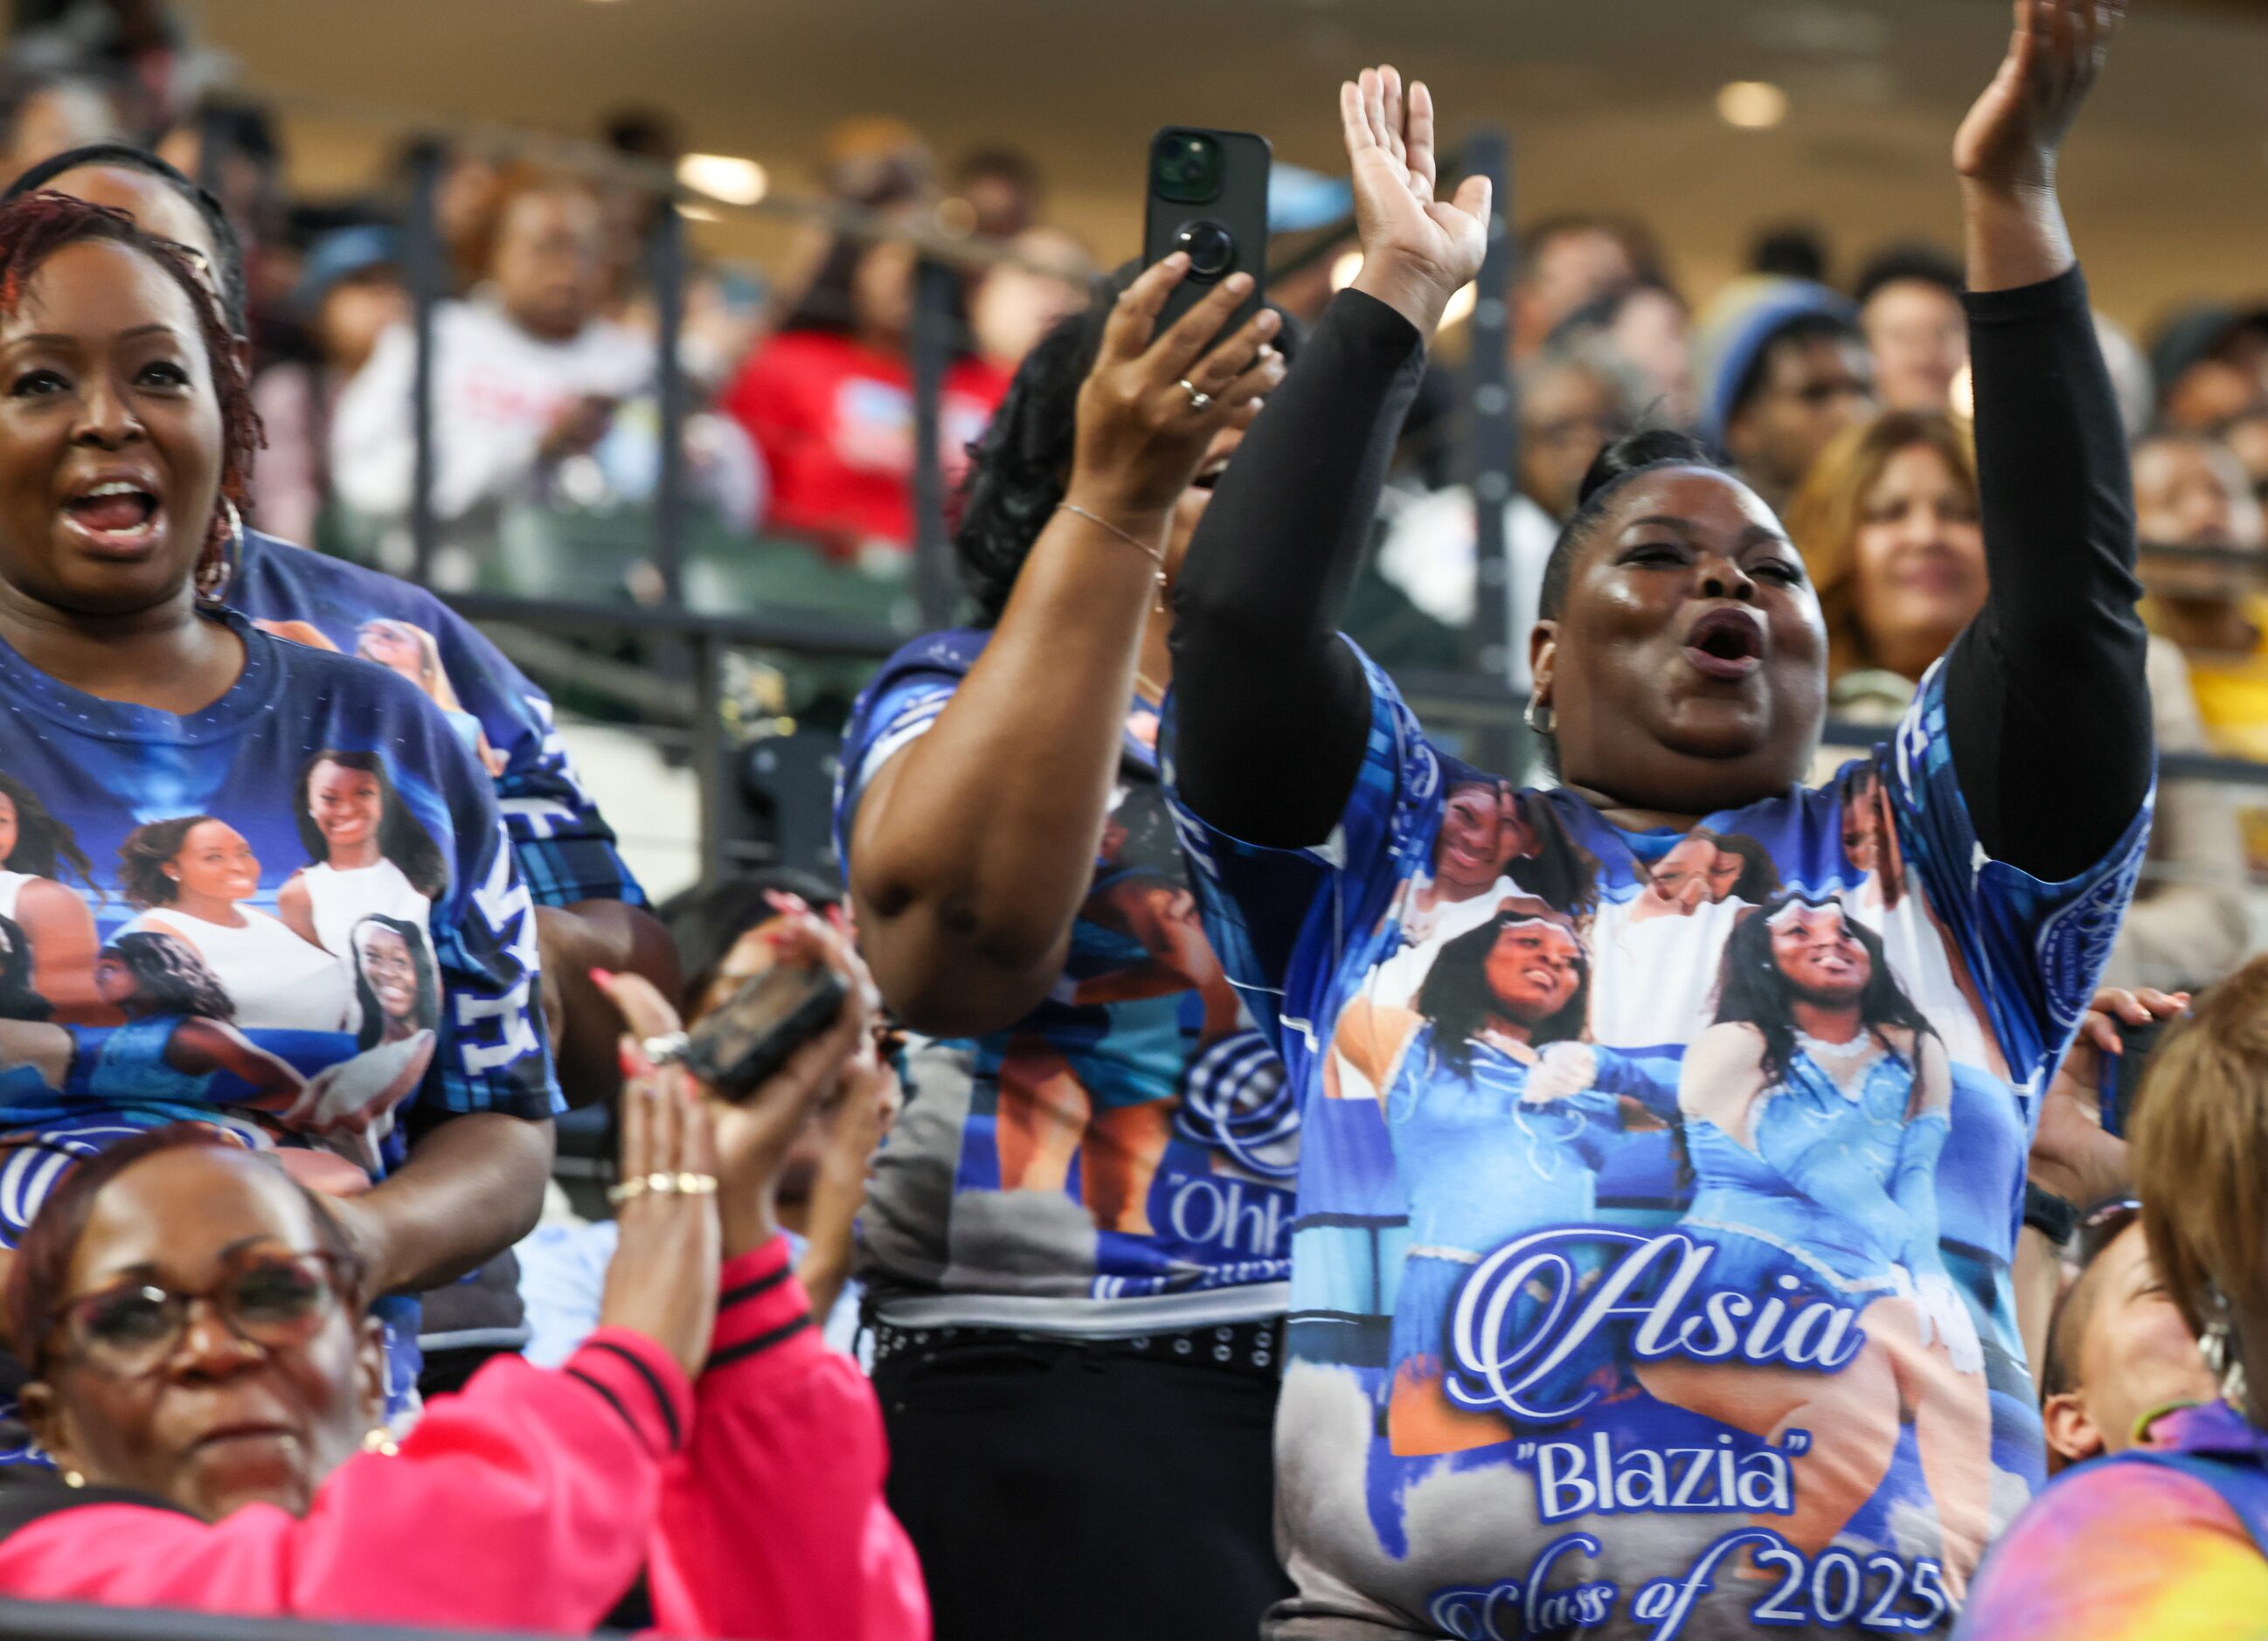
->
xmin=836 ymin=256 xmax=1288 ymax=1641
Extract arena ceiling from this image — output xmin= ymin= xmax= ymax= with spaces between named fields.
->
xmin=201 ymin=0 xmax=2268 ymax=323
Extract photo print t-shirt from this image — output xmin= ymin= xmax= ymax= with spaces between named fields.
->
xmin=1169 ymin=646 xmax=2147 ymax=1638
xmin=230 ymin=530 xmax=646 ymax=911
xmin=836 ymin=631 xmax=1294 ymax=1332
xmin=0 ymin=610 xmax=558 ymax=1242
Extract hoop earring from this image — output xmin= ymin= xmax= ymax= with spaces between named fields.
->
xmin=195 ymin=499 xmax=242 ymax=606
xmin=1523 ymin=696 xmax=1556 ymax=736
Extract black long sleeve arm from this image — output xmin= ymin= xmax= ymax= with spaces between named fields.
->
xmin=1943 ymin=266 xmax=2152 ymax=881
xmin=1169 ymin=290 xmax=1428 ymax=847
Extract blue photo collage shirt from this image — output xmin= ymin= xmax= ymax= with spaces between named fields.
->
xmin=836 ymin=630 xmax=1294 ymax=1333
xmin=1166 ymin=642 xmax=2147 ymax=1638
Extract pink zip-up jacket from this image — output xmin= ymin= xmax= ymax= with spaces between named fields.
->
xmin=0 ymin=1237 xmax=928 ymax=1639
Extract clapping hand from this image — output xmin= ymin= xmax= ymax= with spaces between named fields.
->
xmin=1338 ymin=66 xmax=1491 ymax=343
xmin=1955 ymin=0 xmax=2124 ymax=193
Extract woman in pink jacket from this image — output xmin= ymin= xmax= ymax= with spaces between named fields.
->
xmin=0 ymin=912 xmax=926 ymax=1640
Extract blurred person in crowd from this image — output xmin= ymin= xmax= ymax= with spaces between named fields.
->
xmin=2039 ymin=1199 xmax=2216 ymax=1471
xmin=2094 ymin=310 xmax=2156 ymax=436
xmin=7 ymin=144 xmax=679 ymax=1118
xmin=594 ymin=105 xmax=682 ymax=308
xmin=2152 ymin=302 xmax=2268 ymax=434
xmin=0 ymin=192 xmax=559 ymax=1425
xmin=0 ymin=73 xmax=118 ymax=181
xmin=837 ymin=255 xmax=1290 ymax=1641
xmin=522 ymin=869 xmax=898 ymax=1367
xmin=1513 ymin=213 xmax=1647 ymax=358
xmin=329 ymin=177 xmax=653 ymax=550
xmin=2134 ymin=431 xmax=2268 ymax=744
xmin=724 ymin=216 xmax=1007 ymax=561
xmin=6 ymin=0 xmax=220 ymax=136
xmin=1550 ymin=276 xmax=1696 ymax=427
xmin=952 ymin=146 xmax=1043 ymax=240
xmin=1697 ymin=278 xmax=1876 ymax=512
xmin=1791 ymin=410 xmax=2245 ymax=991
xmin=1172 ymin=11 xmax=2142 ymax=1622
xmin=1856 ymin=242 xmax=1968 ymax=413
xmin=1957 ymin=955 xmax=2268 ymax=1638
xmin=969 ymin=225 xmax=1092 ymax=374
xmin=0 ymin=906 xmax=926 ymax=1639
xmin=247 ymin=225 xmax=404 ymax=546
xmin=1750 ymin=220 xmax=1830 ymax=284
xmin=2221 ymin=405 xmax=2268 ymax=502
xmin=1374 ymin=347 xmax=1633 ymax=689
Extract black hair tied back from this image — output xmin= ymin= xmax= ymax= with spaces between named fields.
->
xmin=1538 ymin=428 xmax=1725 ymax=625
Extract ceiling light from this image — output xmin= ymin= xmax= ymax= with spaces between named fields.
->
xmin=676 ymin=153 xmax=767 ymax=206
xmin=1717 ymin=80 xmax=1788 ymax=130
xmin=1439 ymin=280 xmax=1478 ymax=329
xmin=1329 ymin=249 xmax=1362 ymax=291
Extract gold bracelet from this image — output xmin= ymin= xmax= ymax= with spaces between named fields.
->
xmin=1057 ymin=503 xmax=1169 ymax=612
xmin=607 ymin=1172 xmax=719 ymax=1205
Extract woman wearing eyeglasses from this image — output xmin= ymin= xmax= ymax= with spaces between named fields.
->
xmin=0 ymin=912 xmax=925 ymax=1640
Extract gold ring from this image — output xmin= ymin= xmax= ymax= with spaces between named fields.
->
xmin=606 ymin=1179 xmax=648 ymax=1205
xmin=676 ymin=1173 xmax=719 ymax=1194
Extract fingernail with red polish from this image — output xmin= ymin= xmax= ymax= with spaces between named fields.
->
xmin=590 ymin=967 xmax=617 ymax=987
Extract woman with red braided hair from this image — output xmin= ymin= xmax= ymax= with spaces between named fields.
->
xmin=0 ymin=190 xmax=557 ymax=1429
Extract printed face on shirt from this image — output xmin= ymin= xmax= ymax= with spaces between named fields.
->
xmin=1484 ymin=920 xmax=1585 ymax=1022
xmin=353 ymin=923 xmax=421 ymax=1027
xmin=1646 ymin=834 xmax=1718 ymax=914
xmin=166 ymin=820 xmax=258 ymax=904
xmin=305 ymin=761 xmax=383 ymax=858
xmin=166 ymin=820 xmax=260 ymax=911
xmin=1767 ymin=900 xmax=1869 ymax=1005
xmin=1437 ymin=785 xmax=1504 ymax=885
xmin=0 ymin=239 xmax=225 ymax=620
xmin=0 ymin=791 xmax=17 ymax=867
xmin=1703 ymin=843 xmax=1744 ymax=903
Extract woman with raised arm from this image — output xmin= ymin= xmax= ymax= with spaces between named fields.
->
xmin=834 ymin=258 xmax=1293 ymax=1641
xmin=1168 ymin=5 xmax=2147 ymax=1633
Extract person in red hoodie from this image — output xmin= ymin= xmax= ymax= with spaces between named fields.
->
xmin=0 ymin=910 xmax=926 ymax=1641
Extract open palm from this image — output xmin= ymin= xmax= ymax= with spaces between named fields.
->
xmin=1955 ymin=0 xmax=2123 ymax=190
xmin=1340 ymin=66 xmax=1490 ymax=339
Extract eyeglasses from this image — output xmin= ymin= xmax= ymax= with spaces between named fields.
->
xmin=45 ymin=1251 xmax=350 ymax=1379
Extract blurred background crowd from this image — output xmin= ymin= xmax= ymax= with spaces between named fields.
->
xmin=5 ymin=0 xmax=2268 ymax=973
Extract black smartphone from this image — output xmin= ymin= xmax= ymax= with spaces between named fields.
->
xmin=2105 ymin=1014 xmax=2167 ymax=1137
xmin=682 ymin=961 xmax=850 ymax=1103
xmin=1142 ymin=127 xmax=1272 ymax=338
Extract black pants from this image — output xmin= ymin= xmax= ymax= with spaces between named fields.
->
xmin=875 ymin=1328 xmax=1292 ymax=1641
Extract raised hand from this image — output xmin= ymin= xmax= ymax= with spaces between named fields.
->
xmin=1069 ymin=255 xmax=1283 ymax=522
xmin=1339 ymin=66 xmax=1491 ymax=342
xmin=1956 ymin=0 xmax=2124 ymax=192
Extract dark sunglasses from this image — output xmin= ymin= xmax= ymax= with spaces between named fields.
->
xmin=45 ymin=1250 xmax=350 ymax=1380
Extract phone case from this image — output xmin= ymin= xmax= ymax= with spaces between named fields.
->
xmin=1142 ymin=127 xmax=1272 ymax=339
xmin=683 ymin=966 xmax=851 ymax=1102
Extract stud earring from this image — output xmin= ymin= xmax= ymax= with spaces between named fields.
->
xmin=60 ymin=1470 xmax=83 ymax=1489
xmin=361 ymin=1426 xmax=399 ymax=1458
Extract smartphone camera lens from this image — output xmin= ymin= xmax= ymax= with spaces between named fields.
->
xmin=1176 ymin=218 xmax=1236 ymax=280
xmin=1151 ymin=130 xmax=1224 ymax=204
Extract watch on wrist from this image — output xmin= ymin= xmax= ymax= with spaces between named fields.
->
xmin=2024 ymin=1182 xmax=2077 ymax=1247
